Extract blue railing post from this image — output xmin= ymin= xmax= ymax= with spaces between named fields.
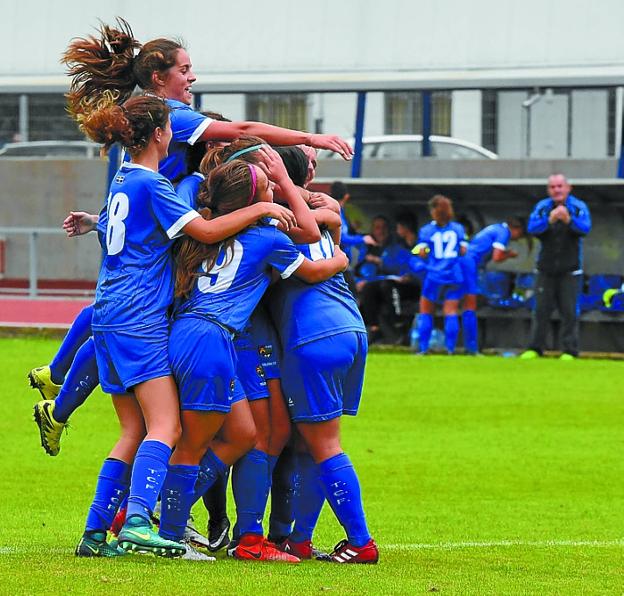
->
xmin=351 ymin=92 xmax=367 ymax=178
xmin=422 ymin=90 xmax=432 ymax=157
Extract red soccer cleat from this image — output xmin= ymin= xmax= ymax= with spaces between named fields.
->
xmin=328 ymin=538 xmax=379 ymax=564
xmin=234 ymin=534 xmax=300 ymax=563
xmin=278 ymin=538 xmax=330 ymax=561
xmin=109 ymin=506 xmax=127 ymax=537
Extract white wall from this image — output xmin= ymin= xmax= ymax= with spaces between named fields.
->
xmin=1 ymin=0 xmax=624 ymax=82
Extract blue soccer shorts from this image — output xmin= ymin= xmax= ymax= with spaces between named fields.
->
xmin=459 ymin=255 xmax=479 ymax=296
xmin=422 ymin=276 xmax=464 ymax=302
xmin=280 ymin=331 xmax=368 ymax=423
xmin=93 ymin=322 xmax=172 ymax=395
xmin=169 ymin=316 xmax=240 ymax=413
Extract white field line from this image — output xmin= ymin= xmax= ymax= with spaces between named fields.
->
xmin=1 ymin=539 xmax=622 ymax=557
xmin=384 ymin=539 xmax=624 ymax=551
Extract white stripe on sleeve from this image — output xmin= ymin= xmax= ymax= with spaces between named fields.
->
xmin=280 ymin=253 xmax=305 ymax=279
xmin=166 ymin=210 xmax=201 ymax=239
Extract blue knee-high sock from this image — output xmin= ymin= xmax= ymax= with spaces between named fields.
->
xmin=53 ymin=337 xmax=98 ymax=423
xmin=202 ymin=467 xmax=230 ymax=521
xmin=85 ymin=458 xmax=131 ymax=532
xmin=290 ymin=453 xmax=325 ymax=543
xmin=159 ymin=464 xmax=200 ymax=542
xmin=417 ymin=313 xmax=433 ymax=353
xmin=49 ymin=305 xmax=94 ymax=384
xmin=232 ymin=448 xmax=270 ymax=537
xmin=269 ymin=447 xmax=297 ymax=540
xmin=318 ymin=453 xmax=371 ymax=547
xmin=462 ymin=310 xmax=478 ymax=353
xmin=194 ymin=448 xmax=228 ymax=503
xmin=126 ymin=440 xmax=172 ymax=522
xmin=444 ymin=314 xmax=460 ymax=354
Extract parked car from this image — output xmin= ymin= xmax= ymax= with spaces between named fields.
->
xmin=0 ymin=140 xmax=102 ymax=158
xmin=318 ymin=135 xmax=498 ymax=160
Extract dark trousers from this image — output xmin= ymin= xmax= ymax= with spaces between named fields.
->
xmin=528 ymin=272 xmax=582 ymax=356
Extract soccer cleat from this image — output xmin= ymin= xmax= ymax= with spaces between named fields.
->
xmin=118 ymin=515 xmax=185 ymax=558
xmin=560 ymin=353 xmax=576 ymax=361
xmin=75 ymin=531 xmax=126 ymax=557
xmin=519 ymin=349 xmax=539 ymax=360
xmin=207 ymin=516 xmax=231 ymax=552
xmin=327 ymin=538 xmax=379 ymax=564
xmin=278 ymin=538 xmax=330 ymax=561
xmin=233 ymin=534 xmax=300 ymax=563
xmin=33 ymin=400 xmax=66 ymax=456
xmin=226 ymin=538 xmax=239 ymax=558
xmin=184 ymin=517 xmax=211 ymax=550
xmin=180 ymin=540 xmax=216 ymax=562
xmin=110 ymin=506 xmax=127 ymax=537
xmin=28 ymin=366 xmax=62 ymax=400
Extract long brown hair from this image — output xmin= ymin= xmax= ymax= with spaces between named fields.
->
xmin=199 ymin=135 xmax=266 ymax=177
xmin=428 ymin=194 xmax=454 ymax=227
xmin=80 ymin=95 xmax=170 ymax=156
xmin=62 ymin=18 xmax=183 ymax=124
xmin=175 ymin=160 xmax=259 ymax=298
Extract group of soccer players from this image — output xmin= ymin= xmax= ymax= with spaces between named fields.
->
xmin=28 ymin=18 xmax=378 ymax=564
xmin=413 ymin=196 xmax=526 ymax=355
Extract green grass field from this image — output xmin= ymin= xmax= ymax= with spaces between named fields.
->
xmin=1 ymin=336 xmax=623 ymax=594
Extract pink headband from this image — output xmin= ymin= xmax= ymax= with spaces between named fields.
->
xmin=247 ymin=164 xmax=257 ymax=205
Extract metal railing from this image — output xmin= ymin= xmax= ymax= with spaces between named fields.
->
xmin=0 ymin=226 xmax=80 ymax=298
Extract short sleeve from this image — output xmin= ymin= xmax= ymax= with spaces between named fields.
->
xmin=151 ymin=176 xmax=200 ymax=238
xmin=267 ymin=229 xmax=306 ymax=279
xmin=492 ymin=225 xmax=511 ymax=250
xmin=170 ymin=104 xmax=214 ymax=146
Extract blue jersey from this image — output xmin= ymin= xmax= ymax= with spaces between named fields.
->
xmin=467 ymin=223 xmax=511 ymax=266
xmin=173 ymin=223 xmax=304 ymax=333
xmin=416 ymin=221 xmax=466 ymax=284
xmin=158 ymin=100 xmax=214 ymax=181
xmin=269 ymin=229 xmax=366 ymax=350
xmin=176 ymin=172 xmax=204 ymax=209
xmin=93 ymin=163 xmax=199 ymax=331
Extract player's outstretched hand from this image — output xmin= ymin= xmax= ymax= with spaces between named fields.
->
xmin=307 ymin=192 xmax=341 ymax=213
xmin=63 ymin=211 xmax=98 ymax=237
xmin=256 ymin=145 xmax=290 ymax=185
xmin=262 ymin=203 xmax=297 ymax=231
xmin=308 ymin=134 xmax=354 ymax=160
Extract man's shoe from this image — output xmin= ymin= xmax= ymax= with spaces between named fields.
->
xmin=184 ymin=517 xmax=211 ymax=550
xmin=180 ymin=540 xmax=216 ymax=561
xmin=118 ymin=515 xmax=185 ymax=557
xmin=208 ymin=516 xmax=231 ymax=552
xmin=560 ymin=353 xmax=576 ymax=361
xmin=327 ymin=538 xmax=379 ymax=564
xmin=33 ymin=400 xmax=66 ymax=456
xmin=28 ymin=366 xmax=62 ymax=400
xmin=234 ymin=534 xmax=300 ymax=563
xmin=75 ymin=531 xmax=126 ymax=557
xmin=278 ymin=538 xmax=330 ymax=561
xmin=519 ymin=349 xmax=539 ymax=360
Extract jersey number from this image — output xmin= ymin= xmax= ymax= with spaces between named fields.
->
xmin=431 ymin=230 xmax=458 ymax=259
xmin=106 ymin=192 xmax=129 ymax=255
xmin=431 ymin=230 xmax=457 ymax=259
xmin=198 ymin=240 xmax=244 ymax=294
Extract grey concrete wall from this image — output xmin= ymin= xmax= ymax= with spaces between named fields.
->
xmin=0 ymin=159 xmax=107 ymax=280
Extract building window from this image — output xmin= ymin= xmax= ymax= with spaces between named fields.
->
xmin=29 ymin=94 xmax=83 ymax=141
xmin=246 ymin=94 xmax=308 ymax=131
xmin=384 ymin=91 xmax=451 ymax=135
xmin=481 ymin=90 xmax=497 ymax=153
xmin=0 ymin=94 xmax=19 ymax=145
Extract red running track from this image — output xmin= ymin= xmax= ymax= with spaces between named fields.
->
xmin=0 ymin=298 xmax=92 ymax=329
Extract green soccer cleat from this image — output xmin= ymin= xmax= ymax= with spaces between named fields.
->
xmin=75 ymin=531 xmax=127 ymax=557
xmin=519 ymin=349 xmax=539 ymax=360
xmin=33 ymin=400 xmax=66 ymax=456
xmin=118 ymin=515 xmax=185 ymax=558
xmin=559 ymin=353 xmax=576 ymax=361
xmin=28 ymin=366 xmax=62 ymax=400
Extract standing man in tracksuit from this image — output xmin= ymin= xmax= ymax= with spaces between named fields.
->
xmin=521 ymin=174 xmax=592 ymax=360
